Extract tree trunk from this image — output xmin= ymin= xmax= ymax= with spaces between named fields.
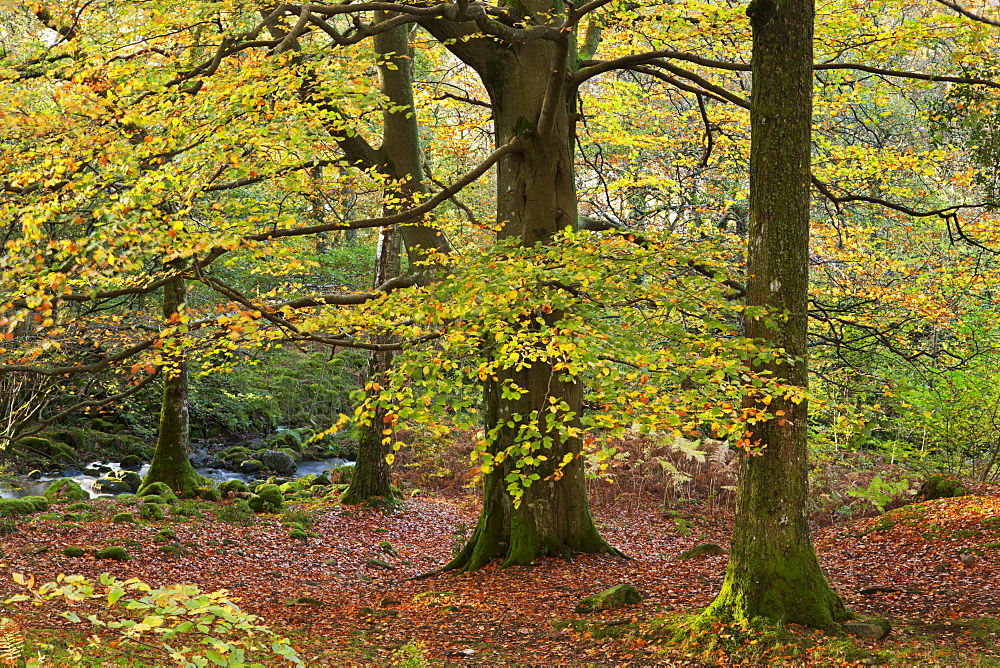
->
xmin=442 ymin=17 xmax=619 ymax=571
xmin=341 ymin=224 xmax=401 ymax=505
xmin=342 ymin=16 xmax=432 ymax=504
xmin=704 ymin=0 xmax=849 ymax=629
xmin=140 ymin=275 xmax=202 ymax=497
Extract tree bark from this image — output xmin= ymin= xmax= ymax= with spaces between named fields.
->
xmin=342 ymin=16 xmax=432 ymax=504
xmin=140 ymin=275 xmax=202 ymax=497
xmin=704 ymin=0 xmax=849 ymax=629
xmin=432 ymin=5 xmax=620 ymax=570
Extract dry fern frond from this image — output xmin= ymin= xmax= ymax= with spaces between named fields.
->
xmin=0 ymin=617 xmax=25 ymax=665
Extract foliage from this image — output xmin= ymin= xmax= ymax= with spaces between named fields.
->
xmin=215 ymin=498 xmax=256 ymax=526
xmin=845 ymin=475 xmax=912 ymax=514
xmin=5 ymin=572 xmax=303 ymax=667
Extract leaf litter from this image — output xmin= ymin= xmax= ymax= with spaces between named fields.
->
xmin=1 ymin=485 xmax=998 ymax=665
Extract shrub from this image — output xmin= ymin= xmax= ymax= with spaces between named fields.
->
xmin=4 ymin=573 xmax=303 ymax=666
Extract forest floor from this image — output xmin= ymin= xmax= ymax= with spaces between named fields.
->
xmin=2 ymin=482 xmax=1000 ymax=666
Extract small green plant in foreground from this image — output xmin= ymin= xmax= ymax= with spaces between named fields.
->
xmin=4 ymin=572 xmax=303 ymax=667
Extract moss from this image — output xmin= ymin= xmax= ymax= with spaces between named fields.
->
xmin=248 ymin=484 xmax=284 ymax=513
xmin=48 ymin=443 xmax=78 ymax=464
xmin=140 ymin=503 xmax=164 ymax=521
xmin=218 ymin=480 xmax=249 ymax=495
xmin=0 ymin=498 xmax=40 ymax=517
xmin=278 ymin=447 xmax=302 ymax=462
xmin=155 ymin=528 xmax=176 ymax=542
xmin=278 ymin=481 xmax=301 ymax=495
xmin=62 ymin=546 xmax=86 ymax=558
xmin=94 ymin=546 xmax=131 ymax=561
xmin=66 ymin=502 xmax=91 ymax=511
xmin=216 ymin=498 xmax=256 ymax=525
xmin=111 ymin=512 xmax=135 ymax=523
xmin=20 ymin=436 xmax=51 ymax=453
xmin=220 ymin=447 xmax=250 ymax=463
xmin=119 ymin=454 xmax=143 ymax=470
xmin=677 ymin=544 xmax=726 ymax=560
xmin=918 ymin=474 xmax=969 ymax=501
xmin=44 ymin=478 xmax=89 ymax=503
xmin=289 ymin=528 xmax=309 ymax=540
xmin=136 ymin=482 xmax=178 ymax=504
xmin=198 ymin=486 xmax=222 ymax=502
xmin=21 ymin=496 xmax=49 ymax=512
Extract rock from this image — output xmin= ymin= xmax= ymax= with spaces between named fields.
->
xmin=62 ymin=546 xmax=86 ymax=557
xmin=310 ymin=474 xmax=332 ymax=486
xmin=959 ymin=554 xmax=977 ymax=567
xmin=574 ymin=584 xmax=642 ymax=613
xmin=843 ymin=619 xmax=891 ymax=640
xmin=933 ymin=563 xmax=949 ymax=572
xmin=239 ymin=459 xmax=263 ymax=474
xmin=93 ymin=478 xmax=132 ymax=495
xmin=676 ymin=543 xmax=726 ymax=560
xmin=94 ymin=546 xmax=131 ymax=561
xmin=118 ymin=455 xmax=143 ymax=471
xmin=44 ymin=478 xmax=89 ymax=502
xmin=26 ymin=470 xmax=42 ymax=480
xmin=245 ymin=439 xmax=268 ymax=451
xmin=918 ymin=474 xmax=968 ymax=501
xmin=112 ymin=470 xmax=142 ymax=493
xmin=259 ymin=450 xmax=297 ymax=476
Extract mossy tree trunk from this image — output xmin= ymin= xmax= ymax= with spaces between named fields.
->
xmin=342 ymin=16 xmax=437 ymax=505
xmin=424 ymin=4 xmax=620 ymax=570
xmin=703 ymin=0 xmax=849 ymax=629
xmin=139 ymin=275 xmax=202 ymax=498
xmin=341 ymin=224 xmax=401 ymax=505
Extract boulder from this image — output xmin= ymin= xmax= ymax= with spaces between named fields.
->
xmin=574 ymin=584 xmax=642 ymax=613
xmin=118 ymin=455 xmax=143 ymax=471
xmin=93 ymin=478 xmax=131 ymax=495
xmin=112 ymin=470 xmax=142 ymax=493
xmin=843 ymin=619 xmax=891 ymax=640
xmin=44 ymin=478 xmax=89 ymax=502
xmin=239 ymin=459 xmax=263 ymax=474
xmin=259 ymin=450 xmax=297 ymax=476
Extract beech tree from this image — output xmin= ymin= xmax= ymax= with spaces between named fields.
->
xmin=704 ymin=0 xmax=849 ymax=628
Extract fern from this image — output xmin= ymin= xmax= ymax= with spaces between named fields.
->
xmin=0 ymin=617 xmax=24 ymax=665
xmin=705 ymin=439 xmax=731 ymax=467
xmin=671 ymin=436 xmax=706 ymax=463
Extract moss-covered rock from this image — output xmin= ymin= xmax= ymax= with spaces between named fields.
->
xmin=0 ymin=498 xmax=40 ymax=517
xmin=289 ymin=528 xmax=309 ymax=540
xmin=140 ymin=503 xmax=164 ymax=520
xmin=62 ymin=546 xmax=86 ymax=558
xmin=918 ymin=474 xmax=969 ymax=501
xmin=111 ymin=512 xmax=135 ymax=523
xmin=44 ymin=478 xmax=89 ymax=503
xmin=112 ymin=470 xmax=142 ymax=493
xmin=48 ymin=443 xmax=78 ymax=465
xmin=136 ymin=482 xmax=178 ymax=504
xmin=278 ymin=481 xmax=301 ymax=495
xmin=219 ymin=447 xmax=250 ymax=464
xmin=239 ymin=459 xmax=263 ymax=474
xmin=119 ymin=454 xmax=143 ymax=470
xmin=22 ymin=496 xmax=49 ymax=512
xmin=66 ymin=502 xmax=90 ymax=511
xmin=93 ymin=477 xmax=132 ymax=495
xmin=94 ymin=546 xmax=130 ymax=561
xmin=574 ymin=585 xmax=643 ymax=613
xmin=247 ymin=484 xmax=284 ymax=513
xmin=20 ymin=436 xmax=51 ymax=453
xmin=843 ymin=618 xmax=891 ymax=640
xmin=218 ymin=479 xmax=250 ymax=495
xmin=198 ymin=486 xmax=222 ymax=502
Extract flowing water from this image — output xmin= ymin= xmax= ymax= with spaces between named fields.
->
xmin=1 ymin=457 xmax=353 ymax=499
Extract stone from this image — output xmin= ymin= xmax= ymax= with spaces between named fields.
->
xmin=259 ymin=450 xmax=297 ymax=476
xmin=676 ymin=543 xmax=726 ymax=560
xmin=843 ymin=619 xmax=891 ymax=640
xmin=112 ymin=470 xmax=142 ymax=493
xmin=118 ymin=455 xmax=143 ymax=470
xmin=93 ymin=478 xmax=131 ymax=495
xmin=574 ymin=584 xmax=642 ymax=613
xmin=239 ymin=459 xmax=263 ymax=474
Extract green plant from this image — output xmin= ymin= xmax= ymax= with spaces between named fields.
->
xmin=94 ymin=546 xmax=131 ymax=561
xmin=845 ymin=475 xmax=911 ymax=513
xmin=390 ymin=639 xmax=431 ymax=668
xmin=216 ymin=498 xmax=257 ymax=526
xmin=5 ymin=573 xmax=303 ymax=666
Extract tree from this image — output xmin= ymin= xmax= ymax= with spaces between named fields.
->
xmin=704 ymin=0 xmax=849 ymax=628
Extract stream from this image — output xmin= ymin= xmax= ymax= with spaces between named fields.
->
xmin=1 ymin=457 xmax=353 ymax=499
